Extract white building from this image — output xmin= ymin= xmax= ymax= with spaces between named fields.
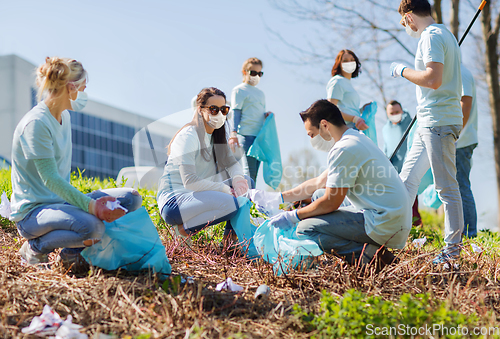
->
xmin=0 ymin=54 xmax=177 ymax=179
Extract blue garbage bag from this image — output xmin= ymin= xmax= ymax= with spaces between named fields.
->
xmin=81 ymin=207 xmax=171 ymax=275
xmin=253 ymin=219 xmax=323 ymax=276
xmin=421 ymin=184 xmax=443 ymax=209
xmin=230 ymin=197 xmax=260 ymax=259
xmin=247 ymin=114 xmax=282 ymax=189
xmin=361 ymin=102 xmax=378 ymax=145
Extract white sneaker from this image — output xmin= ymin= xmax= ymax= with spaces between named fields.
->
xmin=19 ymin=241 xmax=49 ymax=267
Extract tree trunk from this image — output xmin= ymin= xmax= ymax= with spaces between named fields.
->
xmin=432 ymin=0 xmax=443 ymax=24
xmin=450 ymin=0 xmax=460 ymax=39
xmin=481 ymin=1 xmax=500 ymax=229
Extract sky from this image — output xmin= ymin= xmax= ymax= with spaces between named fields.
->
xmin=0 ymin=0 xmax=497 ymax=230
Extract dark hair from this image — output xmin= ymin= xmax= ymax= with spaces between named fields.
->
xmin=387 ymin=100 xmax=403 ymax=110
xmin=398 ymin=0 xmax=432 ymax=16
xmin=300 ymin=100 xmax=346 ymax=128
xmin=331 ymin=49 xmax=361 ymax=78
xmin=168 ymin=87 xmax=236 ymax=172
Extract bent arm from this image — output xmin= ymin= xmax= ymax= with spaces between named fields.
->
xmin=402 ymin=62 xmax=443 ymax=90
xmin=232 ymin=108 xmax=242 ymax=133
xmin=281 ymin=169 xmax=328 ymax=202
xmin=33 ymin=158 xmax=92 ymax=212
xmin=296 ymin=186 xmax=348 ymax=220
xmin=461 ymin=95 xmax=472 ymax=127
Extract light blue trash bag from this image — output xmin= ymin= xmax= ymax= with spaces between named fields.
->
xmin=253 ymin=219 xmax=323 ymax=276
xmin=247 ymin=114 xmax=282 ymax=189
xmin=361 ymin=101 xmax=378 ymax=145
xmin=230 ymin=197 xmax=260 ymax=259
xmin=81 ymin=207 xmax=172 ymax=275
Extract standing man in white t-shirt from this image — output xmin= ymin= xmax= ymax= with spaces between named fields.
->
xmin=261 ymin=100 xmax=411 ymax=271
xmin=390 ymin=0 xmax=463 ymax=264
xmin=457 ymin=64 xmax=478 ymax=238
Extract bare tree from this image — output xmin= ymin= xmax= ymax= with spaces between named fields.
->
xmin=481 ymin=0 xmax=500 ymax=227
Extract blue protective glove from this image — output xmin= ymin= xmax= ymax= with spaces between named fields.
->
xmin=268 ymin=210 xmax=300 ymax=230
xmin=390 ymin=62 xmax=407 ymax=78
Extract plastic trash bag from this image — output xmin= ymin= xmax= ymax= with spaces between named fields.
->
xmin=247 ymin=114 xmax=282 ymax=189
xmin=253 ymin=219 xmax=323 ymax=276
xmin=361 ymin=101 xmax=378 ymax=146
xmin=230 ymin=197 xmax=260 ymax=259
xmin=421 ymin=184 xmax=442 ymax=209
xmin=81 ymin=207 xmax=171 ymax=275
xmin=0 ymin=192 xmax=11 ymax=219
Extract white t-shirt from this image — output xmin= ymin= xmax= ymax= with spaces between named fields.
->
xmin=231 ymin=83 xmax=266 ymax=136
xmin=415 ymin=24 xmax=463 ymax=127
xmin=326 ymin=129 xmax=411 ymax=249
xmin=456 ymin=65 xmax=478 ymax=148
xmin=157 ymin=125 xmax=244 ymax=206
xmin=10 ymin=102 xmax=72 ymax=221
xmin=326 ymin=75 xmax=361 ymax=119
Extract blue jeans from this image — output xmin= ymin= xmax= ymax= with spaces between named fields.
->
xmin=239 ymin=135 xmax=261 ymax=184
xmin=456 ymin=144 xmax=477 ymax=238
xmin=295 ymin=189 xmax=381 ymax=263
xmin=16 ymin=188 xmax=142 ymax=254
xmin=400 ymin=125 xmax=463 ymax=255
xmin=160 ymin=176 xmax=254 ymax=235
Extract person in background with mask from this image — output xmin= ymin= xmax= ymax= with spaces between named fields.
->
xmin=157 ymin=87 xmax=253 ymax=246
xmin=228 ymin=57 xmax=272 ymax=184
xmin=382 ymin=100 xmax=422 ymax=226
xmin=457 ymin=64 xmax=478 ymax=238
xmin=390 ymin=0 xmax=463 ymax=264
xmin=11 ymin=57 xmax=142 ymax=269
xmin=255 ymin=100 xmax=411 ymax=270
xmin=326 ymin=49 xmax=370 ymax=131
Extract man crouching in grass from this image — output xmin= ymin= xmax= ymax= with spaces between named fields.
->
xmin=268 ymin=100 xmax=411 ymax=271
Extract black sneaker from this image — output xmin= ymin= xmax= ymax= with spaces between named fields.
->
xmin=57 ymin=248 xmax=90 ymax=273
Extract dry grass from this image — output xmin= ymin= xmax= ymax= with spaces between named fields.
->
xmin=1 ymin=221 xmax=500 ymax=338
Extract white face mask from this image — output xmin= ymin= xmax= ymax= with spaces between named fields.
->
xmin=70 ymin=91 xmax=88 ymax=111
xmin=248 ymin=75 xmax=260 ymax=86
xmin=388 ymin=113 xmax=402 ymax=124
xmin=207 ymin=112 xmax=226 ymax=129
xmin=341 ymin=61 xmax=357 ymax=74
xmin=310 ymin=125 xmax=335 ymax=152
xmin=405 ymin=17 xmax=421 ymax=38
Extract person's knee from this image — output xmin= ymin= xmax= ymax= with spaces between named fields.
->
xmin=296 ymin=220 xmax=316 ymax=238
xmin=82 ymin=219 xmax=105 ymax=246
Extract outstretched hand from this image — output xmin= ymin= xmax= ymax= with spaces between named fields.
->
xmin=268 ymin=210 xmax=300 ymax=230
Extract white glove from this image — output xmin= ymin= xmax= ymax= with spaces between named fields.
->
xmin=390 ymin=62 xmax=407 ymax=78
xmin=268 ymin=210 xmax=300 ymax=230
xmin=244 ymin=189 xmax=283 ymax=217
xmin=232 ymin=176 xmax=249 ymax=197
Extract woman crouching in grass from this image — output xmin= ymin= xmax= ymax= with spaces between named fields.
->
xmin=10 ymin=57 xmax=142 ymax=269
xmin=157 ymin=87 xmax=253 ymax=248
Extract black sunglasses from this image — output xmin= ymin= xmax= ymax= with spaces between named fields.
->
xmin=201 ymin=105 xmax=230 ymax=116
xmin=248 ymin=70 xmax=264 ymax=77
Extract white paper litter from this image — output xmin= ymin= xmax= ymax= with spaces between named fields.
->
xmin=0 ymin=192 xmax=11 ymax=219
xmin=412 ymin=237 xmax=427 ymax=248
xmin=21 ymin=305 xmax=87 ymax=338
xmin=105 ymin=200 xmax=128 ymax=212
xmin=215 ymin=278 xmax=243 ymax=292
xmin=471 ymin=243 xmax=483 ymax=253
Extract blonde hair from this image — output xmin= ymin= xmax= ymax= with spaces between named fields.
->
xmin=36 ymin=57 xmax=87 ymax=102
xmin=241 ymin=57 xmax=263 ymax=82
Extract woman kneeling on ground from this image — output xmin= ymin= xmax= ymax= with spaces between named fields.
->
xmin=10 ymin=57 xmax=142 ymax=269
xmin=157 ymin=87 xmax=253 ymax=246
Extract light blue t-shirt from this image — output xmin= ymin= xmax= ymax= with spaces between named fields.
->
xmin=456 ymin=65 xmax=478 ymax=148
xmin=326 ymin=129 xmax=411 ymax=249
xmin=10 ymin=101 xmax=72 ymax=222
xmin=326 ymin=75 xmax=361 ymax=120
xmin=231 ymin=83 xmax=266 ymax=136
xmin=415 ymin=24 xmax=462 ymax=127
xmin=382 ymin=111 xmax=413 ymax=173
